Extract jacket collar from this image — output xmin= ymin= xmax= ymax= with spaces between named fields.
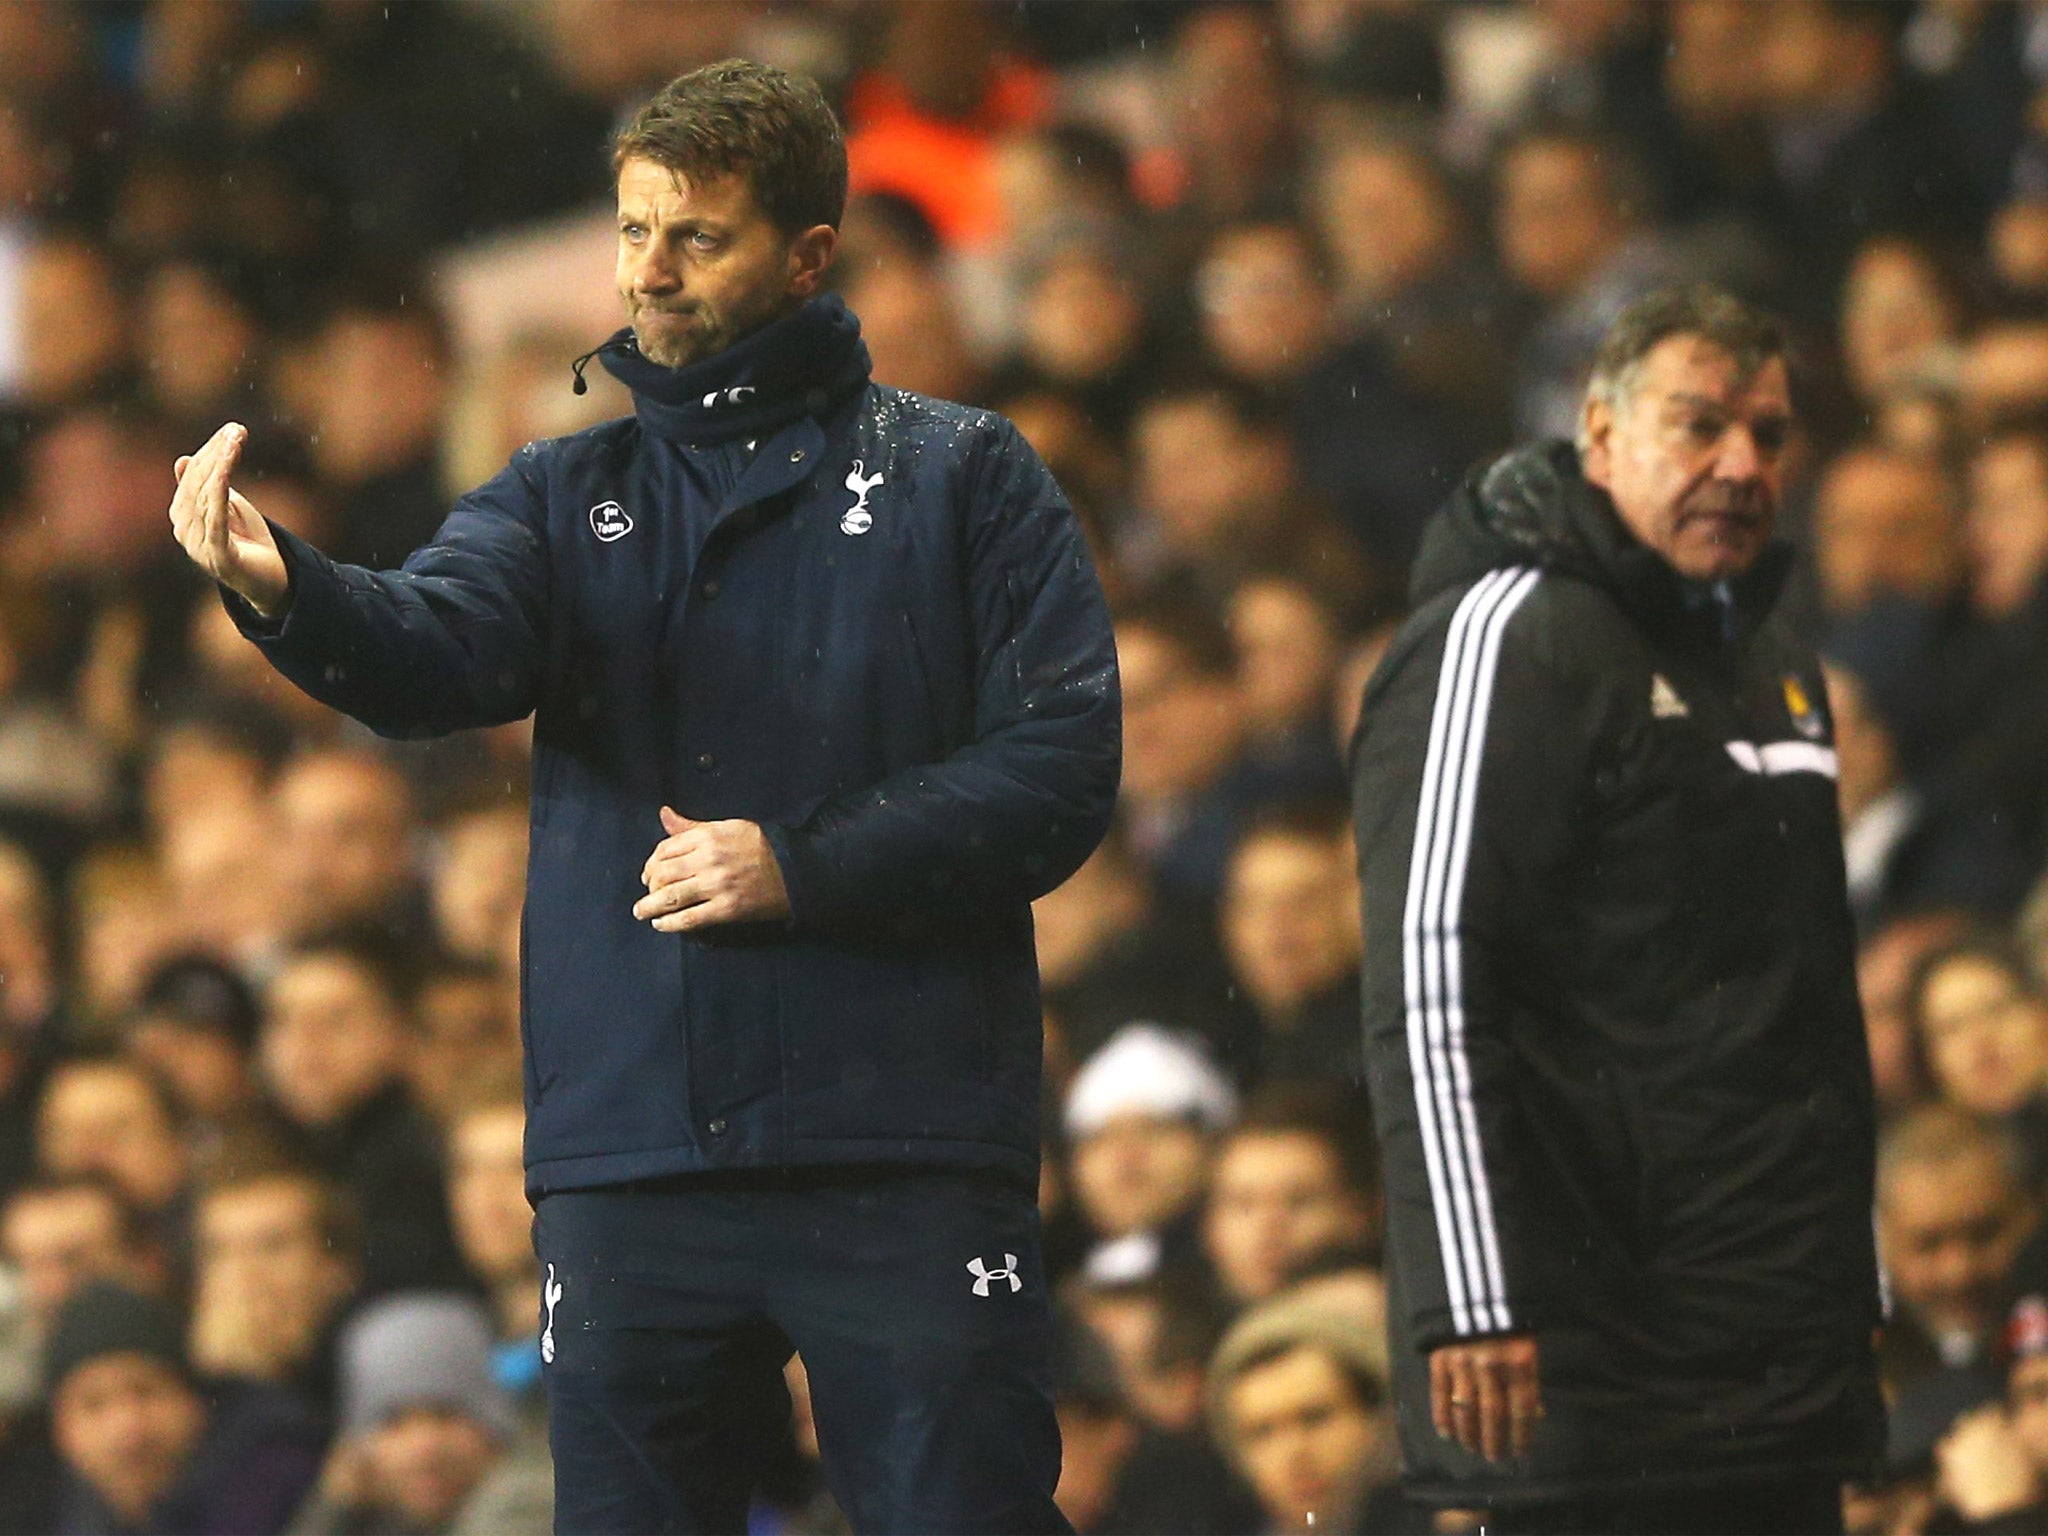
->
xmin=1416 ymin=440 xmax=1793 ymax=650
xmin=592 ymin=294 xmax=873 ymax=446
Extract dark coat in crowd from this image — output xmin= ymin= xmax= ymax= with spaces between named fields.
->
xmin=1351 ymin=444 xmax=1885 ymax=1505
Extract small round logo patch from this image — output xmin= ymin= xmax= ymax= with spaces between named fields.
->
xmin=840 ymin=507 xmax=873 ymax=536
xmin=589 ymin=500 xmax=633 ymax=542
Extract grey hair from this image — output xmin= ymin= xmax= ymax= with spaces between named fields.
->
xmin=1576 ymin=284 xmax=1789 ymax=455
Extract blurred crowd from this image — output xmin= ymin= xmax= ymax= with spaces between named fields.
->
xmin=3 ymin=0 xmax=2048 ymax=1531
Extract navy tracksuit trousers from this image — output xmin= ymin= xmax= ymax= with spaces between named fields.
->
xmin=534 ymin=1167 xmax=1072 ymax=1535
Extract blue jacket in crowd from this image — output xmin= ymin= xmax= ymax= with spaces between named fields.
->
xmin=225 ymin=297 xmax=1122 ymax=1195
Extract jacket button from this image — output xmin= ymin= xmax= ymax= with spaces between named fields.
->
xmin=707 ymin=1118 xmax=728 ymax=1136
xmin=789 ymin=448 xmax=806 ymax=463
xmin=695 ymin=752 xmax=715 ymax=772
xmin=700 ymin=579 xmax=719 ymax=599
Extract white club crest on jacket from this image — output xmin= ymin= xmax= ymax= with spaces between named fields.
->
xmin=842 ymin=460 xmax=884 ymax=535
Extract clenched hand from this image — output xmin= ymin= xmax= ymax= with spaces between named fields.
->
xmin=167 ymin=422 xmax=290 ymax=617
xmin=635 ymin=806 xmax=791 ymax=931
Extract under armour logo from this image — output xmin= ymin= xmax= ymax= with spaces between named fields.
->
xmin=589 ymin=500 xmax=633 ymax=542
xmin=701 ymin=386 xmax=756 ymax=408
xmin=842 ymin=460 xmax=884 ymax=536
xmin=967 ymin=1254 xmax=1021 ymax=1297
xmin=541 ymin=1264 xmax=564 ymax=1363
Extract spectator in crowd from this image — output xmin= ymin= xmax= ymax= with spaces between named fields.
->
xmin=120 ymin=955 xmax=261 ymax=1137
xmin=1113 ymin=581 xmax=1278 ymax=906
xmin=0 ymin=1175 xmax=163 ymax=1333
xmin=1217 ymin=805 xmax=1365 ymax=1092
xmin=1048 ymin=1300 xmax=1255 ymax=1536
xmin=422 ymin=803 xmax=525 ymax=974
xmin=1226 ymin=571 xmax=1351 ymax=798
xmin=1067 ymin=1269 xmax=1222 ymax=1439
xmin=1922 ymin=1291 xmax=2048 ymax=1531
xmin=405 ymin=960 xmax=517 ymax=1131
xmin=288 ymin=1293 xmax=549 ymax=1536
xmin=1495 ymin=124 xmax=1684 ymax=442
xmin=33 ymin=1057 xmax=189 ymax=1253
xmin=1829 ymin=663 xmax=2031 ymax=938
xmin=1907 ymin=936 xmax=2048 ymax=1181
xmin=1065 ymin=1022 xmax=1238 ymax=1277
xmin=270 ymin=749 xmax=425 ymax=951
xmin=46 ymin=1279 xmax=324 ymax=1536
xmin=1862 ymin=911 xmax=1968 ymax=1119
xmin=441 ymin=1090 xmax=541 ymax=1407
xmin=1032 ymin=828 xmax=1248 ymax=1073
xmin=1877 ymin=1106 xmax=2037 ymax=1400
xmin=257 ymin=936 xmax=465 ymax=1296
xmin=1202 ymin=1085 xmax=1379 ymax=1310
xmin=1206 ymin=1295 xmax=1410 ymax=1533
xmin=187 ymin=1162 xmax=359 ymax=1409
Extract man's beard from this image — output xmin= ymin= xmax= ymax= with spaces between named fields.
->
xmin=630 ymin=303 xmax=729 ymax=372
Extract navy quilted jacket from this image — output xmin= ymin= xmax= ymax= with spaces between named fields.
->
xmin=225 ymin=298 xmax=1120 ymax=1194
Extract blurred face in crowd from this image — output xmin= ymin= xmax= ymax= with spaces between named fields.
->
xmin=261 ymin=952 xmax=406 ymax=1130
xmin=2 ymin=1185 xmax=136 ymax=1324
xmin=1813 ymin=447 xmax=1961 ymax=614
xmin=843 ymin=259 xmax=980 ymax=402
xmin=1880 ymin=1144 xmax=2035 ymax=1347
xmin=1915 ymin=953 xmax=2048 ymax=1119
xmin=1021 ymin=246 xmax=1146 ymax=386
xmin=19 ymin=236 xmax=128 ymax=408
xmin=1230 ymin=577 xmax=1341 ymax=742
xmin=1115 ymin=623 xmax=1245 ymax=806
xmin=1496 ymin=139 xmax=1629 ymax=302
xmin=616 ymin=158 xmax=835 ymax=371
xmin=126 ymin=1013 xmax=252 ymax=1126
xmin=141 ymin=262 xmax=256 ymax=417
xmin=431 ymin=806 xmax=527 ymax=967
xmin=1858 ymin=916 xmax=1956 ymax=1115
xmin=307 ymin=309 xmax=448 ymax=483
xmin=1221 ymin=828 xmax=1361 ymax=1020
xmin=1312 ymin=140 xmax=1455 ymax=307
xmin=273 ymin=752 xmax=415 ymax=936
xmin=1074 ymin=1287 xmax=1205 ymax=1433
xmin=1839 ymin=240 xmax=1960 ymax=408
xmin=1195 ymin=223 xmax=1330 ymax=385
xmin=36 ymin=1061 xmax=186 ymax=1214
xmin=143 ymin=722 xmax=268 ymax=843
xmin=1967 ymin=434 xmax=2048 ymax=619
xmin=362 ymin=1407 xmax=498 ymax=1533
xmin=194 ymin=1176 xmax=353 ymax=1377
xmin=412 ymin=973 xmax=517 ymax=1124
xmin=1132 ymin=394 xmax=1293 ymax=561
xmin=1070 ymin=1114 xmax=1210 ymax=1239
xmin=448 ymin=1102 xmax=533 ymax=1295
xmin=158 ymin=802 xmax=283 ymax=960
xmin=1580 ymin=334 xmax=1791 ymax=584
xmin=52 ymin=1354 xmax=204 ymax=1528
xmin=1204 ymin=1131 xmax=1369 ymax=1305
xmin=1226 ymin=1344 xmax=1385 ymax=1532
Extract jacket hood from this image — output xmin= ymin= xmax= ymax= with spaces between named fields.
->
xmin=588 ymin=293 xmax=873 ymax=445
xmin=1412 ymin=440 xmax=1795 ymax=647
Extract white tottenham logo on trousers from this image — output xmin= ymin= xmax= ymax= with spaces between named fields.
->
xmin=967 ymin=1254 xmax=1021 ymax=1296
xmin=541 ymin=1264 xmax=564 ymax=1362
xmin=842 ymin=460 xmax=884 ymax=535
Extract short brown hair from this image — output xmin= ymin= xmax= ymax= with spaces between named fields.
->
xmin=612 ymin=59 xmax=847 ymax=234
xmin=1582 ymin=284 xmax=1789 ymax=447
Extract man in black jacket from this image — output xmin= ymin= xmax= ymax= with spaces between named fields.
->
xmin=1351 ymin=285 xmax=1884 ymax=1532
xmin=165 ymin=60 xmax=1119 ymax=1535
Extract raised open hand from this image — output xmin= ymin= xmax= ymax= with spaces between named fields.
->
xmin=168 ymin=422 xmax=289 ymax=616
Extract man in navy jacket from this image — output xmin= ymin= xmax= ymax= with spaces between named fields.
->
xmin=167 ymin=60 xmax=1119 ymax=1535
